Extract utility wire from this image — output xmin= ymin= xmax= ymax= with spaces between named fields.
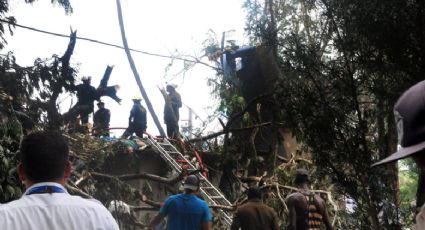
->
xmin=0 ymin=18 xmax=219 ymax=70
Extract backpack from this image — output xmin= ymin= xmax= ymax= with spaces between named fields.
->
xmin=304 ymin=193 xmax=323 ymax=230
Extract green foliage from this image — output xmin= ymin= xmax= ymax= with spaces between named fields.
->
xmin=24 ymin=0 xmax=73 ymax=14
xmin=0 ymin=117 xmax=24 ymax=203
xmin=239 ymin=0 xmax=425 ymax=228
xmin=399 ymin=159 xmax=418 ymax=227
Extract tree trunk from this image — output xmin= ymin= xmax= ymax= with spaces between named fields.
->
xmin=417 ymin=168 xmax=425 ymax=214
xmin=115 ymin=0 xmax=166 ymax=137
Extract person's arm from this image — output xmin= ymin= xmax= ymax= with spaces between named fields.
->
xmin=142 ymin=109 xmax=147 ymax=130
xmin=202 ymin=202 xmax=213 ymax=230
xmin=319 ymin=199 xmax=333 ymax=230
xmin=148 ymin=197 xmax=172 ymax=230
xmin=286 ymin=195 xmax=297 ymax=230
xmin=230 ymin=210 xmax=241 ymax=230
xmin=106 ymin=110 xmax=111 ymax=124
xmin=173 ymin=93 xmax=182 ymax=108
xmin=202 ymin=221 xmax=212 ymax=230
xmin=147 ymin=213 xmax=164 ymax=230
xmin=129 ymin=107 xmax=135 ymax=124
xmin=271 ymin=210 xmax=279 ymax=230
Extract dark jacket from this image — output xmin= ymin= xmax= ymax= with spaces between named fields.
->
xmin=129 ymin=103 xmax=147 ymax=128
xmin=75 ymin=83 xmax=98 ymax=111
xmin=230 ymin=199 xmax=279 ymax=230
xmin=164 ymin=91 xmax=182 ymax=124
xmin=94 ymin=108 xmax=110 ymax=128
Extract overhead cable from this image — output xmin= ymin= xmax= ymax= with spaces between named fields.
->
xmin=0 ymin=18 xmax=218 ymax=70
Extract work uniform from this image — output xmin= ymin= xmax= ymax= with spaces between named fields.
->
xmin=93 ymin=107 xmax=111 ymax=136
xmin=0 ymin=182 xmax=119 ymax=230
xmin=231 ymin=198 xmax=279 ymax=230
xmin=122 ymin=102 xmax=147 ymax=138
xmin=72 ymin=83 xmax=98 ymax=124
xmin=164 ymin=91 xmax=182 ymax=137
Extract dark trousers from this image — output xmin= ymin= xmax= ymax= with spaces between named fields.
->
xmin=166 ymin=122 xmax=179 ymax=138
xmin=122 ymin=123 xmax=145 ymax=138
xmin=70 ymin=104 xmax=92 ymax=124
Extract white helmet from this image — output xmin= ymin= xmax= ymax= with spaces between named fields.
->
xmin=82 ymin=76 xmax=91 ymax=82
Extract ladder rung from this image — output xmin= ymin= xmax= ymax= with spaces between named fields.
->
xmin=201 ymin=186 xmax=215 ymax=190
xmin=148 ymin=137 xmax=233 ymax=227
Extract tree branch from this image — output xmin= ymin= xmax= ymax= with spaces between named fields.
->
xmin=90 ymin=170 xmax=185 ymax=185
xmin=188 ymin=122 xmax=272 ymax=143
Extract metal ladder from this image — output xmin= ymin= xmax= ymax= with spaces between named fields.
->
xmin=144 ymin=136 xmax=233 ymax=226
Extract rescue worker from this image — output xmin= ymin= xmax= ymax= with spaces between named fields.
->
xmin=286 ymin=169 xmax=333 ymax=230
xmin=231 ymin=186 xmax=279 ymax=230
xmin=164 ymin=84 xmax=182 ymax=138
xmin=97 ymin=66 xmax=122 ymax=104
xmin=122 ymin=96 xmax=147 ymax=138
xmin=71 ymin=76 xmax=98 ymax=124
xmin=93 ymin=101 xmax=111 ymax=137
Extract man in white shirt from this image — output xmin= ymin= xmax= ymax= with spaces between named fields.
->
xmin=0 ymin=131 xmax=119 ymax=230
xmin=372 ymin=80 xmax=425 ymax=229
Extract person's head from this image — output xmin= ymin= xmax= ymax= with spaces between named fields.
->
xmin=247 ymin=186 xmax=262 ymax=200
xmin=372 ymin=80 xmax=425 ymax=169
xmin=294 ymin=168 xmax=310 ymax=186
xmin=82 ymin=76 xmax=91 ymax=85
xmin=18 ymin=131 xmax=71 ymax=186
xmin=183 ymin=175 xmax=200 ymax=193
xmin=132 ymin=96 xmax=142 ymax=104
xmin=97 ymin=101 xmax=105 ymax=109
xmin=166 ymin=84 xmax=176 ymax=93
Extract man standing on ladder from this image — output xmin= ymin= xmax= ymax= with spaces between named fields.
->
xmin=122 ymin=96 xmax=147 ymax=138
xmin=163 ymin=84 xmax=182 ymax=138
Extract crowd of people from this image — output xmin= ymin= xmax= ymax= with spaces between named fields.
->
xmin=70 ymin=76 xmax=182 ymax=139
xmin=1 ymin=79 xmax=425 ymax=229
xmin=0 ymin=130 xmax=333 ymax=230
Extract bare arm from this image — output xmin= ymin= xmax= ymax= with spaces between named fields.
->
xmin=271 ymin=210 xmax=280 ymax=230
xmin=320 ymin=200 xmax=333 ymax=230
xmin=287 ymin=196 xmax=297 ymax=230
xmin=147 ymin=213 xmax=164 ymax=230
xmin=202 ymin=221 xmax=212 ymax=230
xmin=230 ymin=211 xmax=241 ymax=230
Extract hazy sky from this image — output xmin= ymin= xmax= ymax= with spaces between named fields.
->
xmin=4 ymin=0 xmax=247 ymax=136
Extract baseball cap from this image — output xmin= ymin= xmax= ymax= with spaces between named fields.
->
xmin=372 ymin=80 xmax=425 ymax=166
xmin=183 ymin=175 xmax=200 ymax=191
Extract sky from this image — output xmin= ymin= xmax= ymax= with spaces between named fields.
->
xmin=4 ymin=0 xmax=248 ymax=137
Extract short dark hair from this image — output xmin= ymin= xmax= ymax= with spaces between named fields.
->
xmin=247 ymin=186 xmax=262 ymax=200
xmin=294 ymin=168 xmax=310 ymax=185
xmin=20 ymin=131 xmax=69 ymax=182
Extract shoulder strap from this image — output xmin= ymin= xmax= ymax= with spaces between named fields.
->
xmin=302 ymin=193 xmax=323 ymax=230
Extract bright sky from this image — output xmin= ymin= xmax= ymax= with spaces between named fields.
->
xmin=4 ymin=0 xmax=247 ymax=137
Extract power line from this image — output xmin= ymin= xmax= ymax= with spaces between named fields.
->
xmin=0 ymin=18 xmax=219 ymax=70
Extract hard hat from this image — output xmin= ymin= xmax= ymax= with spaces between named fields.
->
xmin=166 ymin=84 xmax=178 ymax=89
xmin=82 ymin=76 xmax=92 ymax=81
xmin=132 ymin=95 xmax=142 ymax=101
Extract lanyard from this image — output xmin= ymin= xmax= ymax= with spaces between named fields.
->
xmin=26 ymin=185 xmax=66 ymax=195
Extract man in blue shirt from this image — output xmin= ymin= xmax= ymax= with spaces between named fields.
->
xmin=148 ymin=175 xmax=212 ymax=230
